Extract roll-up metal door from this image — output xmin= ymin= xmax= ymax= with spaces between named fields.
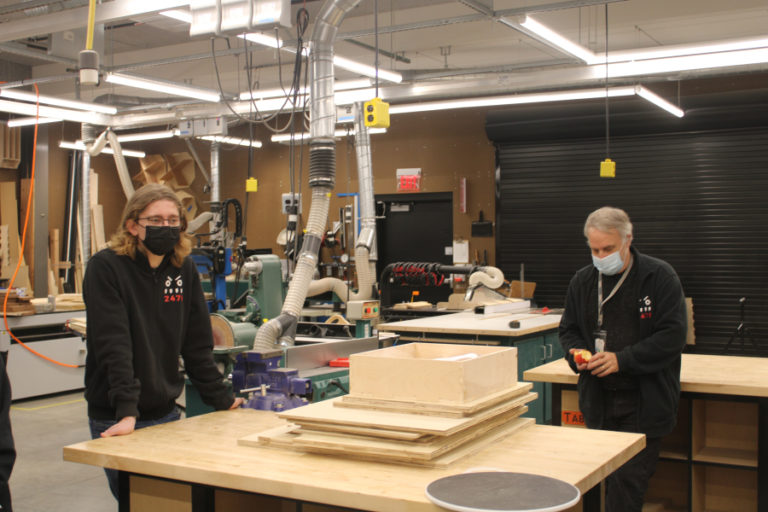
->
xmin=494 ymin=127 xmax=768 ymax=354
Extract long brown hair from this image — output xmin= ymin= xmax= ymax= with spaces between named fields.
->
xmin=109 ymin=183 xmax=191 ymax=267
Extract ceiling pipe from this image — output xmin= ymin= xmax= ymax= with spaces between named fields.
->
xmin=253 ymin=0 xmax=363 ymax=351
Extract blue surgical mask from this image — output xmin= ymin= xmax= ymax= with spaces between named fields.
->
xmin=592 ymin=249 xmax=624 ymax=275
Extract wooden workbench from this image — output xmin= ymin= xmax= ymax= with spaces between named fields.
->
xmin=63 ymin=408 xmax=644 ymax=512
xmin=523 ymin=353 xmax=768 ymax=511
xmin=378 ymin=310 xmax=561 ymax=339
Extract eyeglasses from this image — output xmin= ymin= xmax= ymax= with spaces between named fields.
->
xmin=138 ymin=216 xmax=182 ymax=227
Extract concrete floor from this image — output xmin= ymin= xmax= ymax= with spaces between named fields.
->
xmin=9 ymin=390 xmax=116 ymax=512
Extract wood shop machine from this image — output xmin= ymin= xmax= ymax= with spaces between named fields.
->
xmin=186 ymin=250 xmax=384 ymax=417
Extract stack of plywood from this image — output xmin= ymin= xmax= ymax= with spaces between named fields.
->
xmin=0 ymin=290 xmax=35 ymax=316
xmin=240 ymin=343 xmax=536 ymax=467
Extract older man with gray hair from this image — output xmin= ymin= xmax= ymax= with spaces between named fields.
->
xmin=559 ymin=206 xmax=687 ymax=512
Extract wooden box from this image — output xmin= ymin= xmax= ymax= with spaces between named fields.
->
xmin=349 ymin=343 xmax=517 ymax=404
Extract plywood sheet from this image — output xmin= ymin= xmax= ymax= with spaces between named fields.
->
xmin=248 ymin=414 xmax=535 ymax=467
xmin=377 ymin=310 xmax=561 ymax=337
xmin=277 ymin=393 xmax=536 ymax=436
xmin=338 ymin=381 xmax=532 ymax=418
xmin=288 ymin=421 xmax=427 ymax=441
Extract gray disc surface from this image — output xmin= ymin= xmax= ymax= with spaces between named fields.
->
xmin=425 ymin=471 xmax=580 ymax=512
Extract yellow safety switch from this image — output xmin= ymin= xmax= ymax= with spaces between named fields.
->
xmin=600 ymin=158 xmax=616 ymax=178
xmin=246 ymin=177 xmax=258 ymax=192
xmin=363 ymin=97 xmax=390 ymax=128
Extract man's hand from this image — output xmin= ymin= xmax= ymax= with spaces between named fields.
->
xmin=569 ymin=348 xmax=590 ymax=371
xmin=586 ymin=351 xmax=619 ymax=377
xmin=230 ymin=397 xmax=245 ymax=409
xmin=101 ymin=416 xmax=136 ymax=437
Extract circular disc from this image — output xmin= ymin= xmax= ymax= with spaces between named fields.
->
xmin=425 ymin=472 xmax=580 ymax=512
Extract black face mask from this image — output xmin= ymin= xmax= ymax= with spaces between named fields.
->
xmin=141 ymin=226 xmax=181 ymax=256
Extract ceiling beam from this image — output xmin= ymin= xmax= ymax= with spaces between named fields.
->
xmin=0 ymin=0 xmax=189 ymax=43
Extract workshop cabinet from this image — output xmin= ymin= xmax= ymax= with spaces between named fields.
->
xmin=607 ymin=394 xmax=759 ymax=511
xmin=514 ymin=332 xmax=563 ymax=424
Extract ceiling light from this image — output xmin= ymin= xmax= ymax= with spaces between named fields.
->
xmin=0 ymin=88 xmax=117 ymax=114
xmin=500 ymin=15 xmax=598 ymax=64
xmin=387 ymin=86 xmax=683 ymax=117
xmin=0 ymin=99 xmax=110 ymax=124
xmin=115 ymin=130 xmax=176 ymax=142
xmin=593 ymin=48 xmax=768 ymax=79
xmin=239 ymin=79 xmax=371 ymax=102
xmin=159 ymin=9 xmax=193 ymax=23
xmin=270 ymin=127 xmax=386 ymax=143
xmin=59 ymin=141 xmax=146 ymax=158
xmin=604 ymin=36 xmax=768 ymax=64
xmin=105 ymin=73 xmax=221 ymax=103
xmin=635 ymin=86 xmax=684 ymax=118
xmin=7 ymin=117 xmax=62 ymax=128
xmin=388 ymin=87 xmax=636 ymax=114
xmin=199 ymin=135 xmax=262 ymax=148
xmin=333 ymin=55 xmax=403 ymax=83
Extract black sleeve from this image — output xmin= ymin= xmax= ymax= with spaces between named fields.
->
xmin=83 ymin=254 xmax=141 ymax=420
xmin=0 ymin=357 xmax=16 ymax=511
xmin=179 ymin=260 xmax=234 ymax=411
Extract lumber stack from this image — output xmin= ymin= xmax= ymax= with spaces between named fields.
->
xmin=0 ymin=290 xmax=35 ymax=316
xmin=239 ymin=343 xmax=537 ymax=467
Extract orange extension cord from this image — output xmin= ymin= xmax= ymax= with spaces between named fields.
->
xmin=2 ymin=84 xmax=79 ymax=368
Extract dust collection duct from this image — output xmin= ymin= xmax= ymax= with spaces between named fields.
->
xmin=305 ymin=102 xmax=377 ymax=304
xmin=253 ymin=0 xmax=363 ymax=351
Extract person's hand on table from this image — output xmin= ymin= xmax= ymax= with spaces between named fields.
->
xmin=101 ymin=416 xmax=136 ymax=437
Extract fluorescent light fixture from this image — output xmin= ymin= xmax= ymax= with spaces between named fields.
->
xmin=105 ymin=73 xmax=221 ymax=103
xmin=159 ymin=9 xmax=193 ymax=23
xmin=333 ymin=55 xmax=403 ymax=83
xmin=59 ymin=141 xmax=146 ymax=158
xmin=501 ymin=15 xmax=598 ymax=64
xmin=635 ymin=86 xmax=684 ymax=118
xmin=240 ymin=86 xmax=307 ymax=101
xmin=387 ymin=86 xmax=684 ymax=118
xmin=270 ymin=127 xmax=386 ymax=143
xmin=115 ymin=130 xmax=176 ymax=142
xmin=604 ymin=36 xmax=768 ymax=64
xmin=593 ymin=47 xmax=768 ymax=79
xmin=0 ymin=99 xmax=111 ymax=125
xmin=7 ymin=117 xmax=62 ymax=127
xmin=389 ymin=87 xmax=636 ymax=114
xmin=238 ymin=79 xmax=371 ymax=102
xmin=334 ymin=88 xmax=378 ymax=105
xmin=0 ymin=88 xmax=117 ymax=114
xmin=199 ymin=135 xmax=262 ymax=148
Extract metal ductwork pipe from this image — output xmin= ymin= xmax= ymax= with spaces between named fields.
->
xmin=253 ymin=0 xmax=362 ymax=351
xmin=80 ymin=123 xmax=96 ymax=266
xmin=305 ymin=102 xmax=377 ymax=303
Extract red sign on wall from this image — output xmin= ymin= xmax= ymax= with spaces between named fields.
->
xmin=396 ymin=168 xmax=421 ymax=192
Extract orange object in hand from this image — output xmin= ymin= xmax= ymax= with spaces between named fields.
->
xmin=573 ymin=349 xmax=592 ymax=365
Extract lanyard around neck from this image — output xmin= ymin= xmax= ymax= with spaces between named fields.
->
xmin=597 ymin=255 xmax=633 ymax=330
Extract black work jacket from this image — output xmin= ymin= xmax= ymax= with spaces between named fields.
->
xmin=559 ymin=246 xmax=687 ymax=437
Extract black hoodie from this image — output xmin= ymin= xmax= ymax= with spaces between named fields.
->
xmin=83 ymin=248 xmax=233 ymax=421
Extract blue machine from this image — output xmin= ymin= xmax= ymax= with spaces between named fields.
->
xmin=191 ymin=245 xmax=232 ymax=312
xmin=232 ymin=349 xmax=313 ymax=411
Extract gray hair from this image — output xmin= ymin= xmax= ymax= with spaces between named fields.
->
xmin=583 ymin=206 xmax=633 ymax=239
